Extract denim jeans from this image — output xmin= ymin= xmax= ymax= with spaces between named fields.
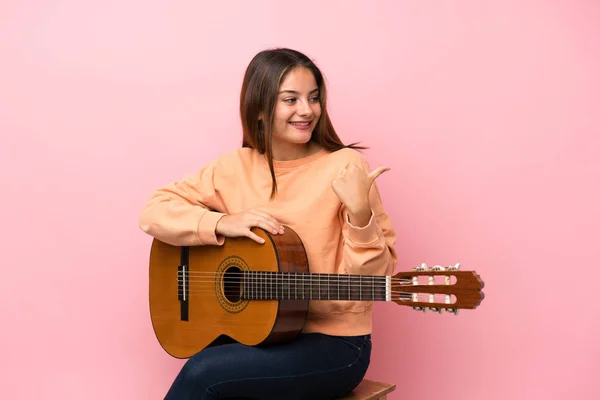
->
xmin=163 ymin=332 xmax=372 ymax=400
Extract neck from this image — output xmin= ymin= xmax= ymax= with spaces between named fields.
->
xmin=242 ymin=270 xmax=389 ymax=301
xmin=272 ymin=141 xmax=318 ymax=161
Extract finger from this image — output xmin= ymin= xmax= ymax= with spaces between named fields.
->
xmin=251 ymin=216 xmax=283 ymax=235
xmin=251 ymin=210 xmax=284 ymax=231
xmin=246 ymin=230 xmax=265 ymax=244
xmin=368 ymin=166 xmax=390 ymax=182
xmin=249 ymin=218 xmax=277 ymax=234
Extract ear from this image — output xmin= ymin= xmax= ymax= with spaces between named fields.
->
xmin=258 ymin=111 xmax=263 ymax=121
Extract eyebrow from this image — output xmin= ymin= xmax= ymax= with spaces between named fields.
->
xmin=278 ymin=88 xmax=319 ymax=95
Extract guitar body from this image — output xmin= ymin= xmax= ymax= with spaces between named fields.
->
xmin=149 ymin=227 xmax=310 ymax=359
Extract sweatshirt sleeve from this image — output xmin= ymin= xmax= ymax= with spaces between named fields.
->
xmin=138 ymin=161 xmax=228 ymax=247
xmin=339 ymin=160 xmax=398 ymax=277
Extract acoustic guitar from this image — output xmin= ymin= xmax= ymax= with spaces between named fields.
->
xmin=148 ymin=226 xmax=485 ymax=358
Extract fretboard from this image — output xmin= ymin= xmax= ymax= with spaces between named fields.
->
xmin=242 ymin=271 xmax=388 ymax=301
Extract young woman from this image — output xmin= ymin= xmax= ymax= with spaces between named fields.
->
xmin=139 ymin=48 xmax=398 ymax=400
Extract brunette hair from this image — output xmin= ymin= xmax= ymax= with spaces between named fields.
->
xmin=239 ymin=48 xmax=365 ymax=198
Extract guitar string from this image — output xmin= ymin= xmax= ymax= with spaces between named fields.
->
xmin=174 ymin=278 xmax=414 ymax=284
xmin=175 ymin=274 xmax=442 ymax=283
xmin=173 ymin=279 xmax=447 ymax=286
xmin=173 ymin=289 xmax=441 ymax=297
xmin=174 ymin=283 xmax=440 ymax=291
xmin=174 ymin=288 xmax=450 ymax=294
xmin=174 ymin=279 xmax=454 ymax=290
xmin=173 ymin=289 xmax=445 ymax=300
xmin=173 ymin=278 xmax=450 ymax=286
xmin=177 ymin=271 xmax=455 ymax=278
xmin=175 ymin=274 xmax=455 ymax=285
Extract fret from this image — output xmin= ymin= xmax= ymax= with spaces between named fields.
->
xmin=248 ymin=271 xmax=252 ymax=300
xmin=318 ymin=274 xmax=321 ymax=300
xmin=347 ymin=274 xmax=351 ymax=300
xmin=260 ymin=271 xmax=264 ymax=300
xmin=281 ymin=272 xmax=286 ymax=300
xmin=242 ymin=271 xmax=246 ymax=299
xmin=371 ymin=276 xmax=374 ymax=300
xmin=358 ymin=275 xmax=362 ymax=300
xmin=361 ymin=275 xmax=369 ymax=300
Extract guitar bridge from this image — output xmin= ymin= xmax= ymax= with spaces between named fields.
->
xmin=178 ymin=247 xmax=189 ymax=321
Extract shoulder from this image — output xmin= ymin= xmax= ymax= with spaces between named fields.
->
xmin=189 ymin=148 xmax=260 ymax=181
xmin=211 ymin=147 xmax=261 ymax=168
xmin=324 ymin=147 xmax=370 ymax=168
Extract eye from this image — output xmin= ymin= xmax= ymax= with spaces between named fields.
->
xmin=283 ymin=97 xmax=297 ymax=103
xmin=309 ymin=96 xmax=320 ymax=102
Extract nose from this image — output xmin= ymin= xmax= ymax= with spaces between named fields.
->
xmin=297 ymin=98 xmax=314 ymax=117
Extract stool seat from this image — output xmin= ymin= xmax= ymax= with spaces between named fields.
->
xmin=337 ymin=379 xmax=396 ymax=400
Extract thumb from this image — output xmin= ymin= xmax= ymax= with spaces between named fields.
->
xmin=367 ymin=166 xmax=390 ymax=184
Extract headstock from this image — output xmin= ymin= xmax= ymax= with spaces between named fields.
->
xmin=391 ymin=263 xmax=485 ymax=315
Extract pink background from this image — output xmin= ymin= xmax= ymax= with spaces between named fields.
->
xmin=1 ymin=1 xmax=598 ymax=399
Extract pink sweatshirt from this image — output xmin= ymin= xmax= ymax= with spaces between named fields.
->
xmin=139 ymin=147 xmax=398 ymax=336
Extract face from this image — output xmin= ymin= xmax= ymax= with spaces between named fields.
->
xmin=269 ymin=67 xmax=322 ymax=157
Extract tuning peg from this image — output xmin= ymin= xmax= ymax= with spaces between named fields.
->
xmin=430 ymin=307 xmax=444 ymax=314
xmin=431 ymin=265 xmax=445 ymax=271
xmin=448 ymin=263 xmax=461 ymax=271
xmin=415 ymin=263 xmax=428 ymax=271
xmin=445 ymin=308 xmax=460 ymax=316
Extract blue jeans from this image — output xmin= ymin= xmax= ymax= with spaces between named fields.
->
xmin=163 ymin=333 xmax=371 ymax=400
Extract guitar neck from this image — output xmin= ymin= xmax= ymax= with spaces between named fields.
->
xmin=242 ymin=271 xmax=389 ymax=301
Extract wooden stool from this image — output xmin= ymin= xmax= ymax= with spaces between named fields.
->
xmin=337 ymin=379 xmax=396 ymax=400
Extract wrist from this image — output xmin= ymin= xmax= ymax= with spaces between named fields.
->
xmin=347 ymin=206 xmax=372 ymax=228
xmin=214 ymin=214 xmax=228 ymax=235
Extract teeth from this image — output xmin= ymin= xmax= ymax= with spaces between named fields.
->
xmin=290 ymin=122 xmax=310 ymax=125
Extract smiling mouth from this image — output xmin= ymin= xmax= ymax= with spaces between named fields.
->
xmin=289 ymin=121 xmax=311 ymax=126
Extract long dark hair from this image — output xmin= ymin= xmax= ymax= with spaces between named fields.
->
xmin=239 ymin=48 xmax=365 ymax=198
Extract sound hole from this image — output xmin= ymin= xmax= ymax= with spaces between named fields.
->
xmin=223 ymin=267 xmax=242 ymax=303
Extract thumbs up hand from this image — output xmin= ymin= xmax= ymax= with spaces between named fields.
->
xmin=331 ymin=164 xmax=390 ymax=227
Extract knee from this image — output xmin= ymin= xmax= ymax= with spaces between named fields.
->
xmin=178 ymin=353 xmax=213 ymax=386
